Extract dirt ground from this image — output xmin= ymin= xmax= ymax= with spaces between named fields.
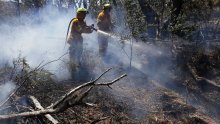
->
xmin=0 ymin=43 xmax=220 ymax=124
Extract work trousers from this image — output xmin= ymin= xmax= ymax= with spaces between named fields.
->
xmin=98 ymin=34 xmax=108 ymax=57
xmin=69 ymin=41 xmax=83 ymax=66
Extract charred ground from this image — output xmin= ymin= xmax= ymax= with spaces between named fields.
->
xmin=0 ymin=0 xmax=220 ymax=124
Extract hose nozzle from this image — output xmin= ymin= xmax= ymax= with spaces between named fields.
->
xmin=90 ymin=24 xmax=98 ymax=31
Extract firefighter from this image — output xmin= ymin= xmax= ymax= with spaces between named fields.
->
xmin=97 ymin=3 xmax=113 ymax=57
xmin=67 ymin=7 xmax=94 ymax=67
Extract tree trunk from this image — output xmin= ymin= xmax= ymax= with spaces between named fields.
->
xmin=110 ymin=0 xmax=117 ymax=6
xmin=83 ymin=0 xmax=87 ymax=8
xmin=171 ymin=0 xmax=184 ymax=25
xmin=16 ymin=0 xmax=20 ymax=17
xmin=100 ymin=0 xmax=102 ymax=5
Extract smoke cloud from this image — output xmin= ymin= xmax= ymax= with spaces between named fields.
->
xmin=0 ymin=2 xmax=171 ymax=115
xmin=1 ymin=2 xmax=168 ymax=91
xmin=0 ymin=5 xmax=75 ymax=101
xmin=1 ymin=2 xmax=218 ymax=122
xmin=0 ymin=81 xmax=16 ymax=103
xmin=0 ymin=5 xmax=76 ymax=80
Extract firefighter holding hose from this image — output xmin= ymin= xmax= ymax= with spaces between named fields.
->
xmin=66 ymin=7 xmax=95 ymax=67
xmin=97 ymin=3 xmax=113 ymax=58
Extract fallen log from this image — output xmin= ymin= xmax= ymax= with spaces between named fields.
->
xmin=0 ymin=109 xmax=57 ymax=120
xmin=190 ymin=112 xmax=219 ymax=124
xmin=29 ymin=96 xmax=58 ymax=124
xmin=187 ymin=63 xmax=220 ymax=91
xmin=0 ymin=68 xmax=127 ymax=121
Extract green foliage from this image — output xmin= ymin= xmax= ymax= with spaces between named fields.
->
xmin=88 ymin=0 xmax=102 ymax=18
xmin=189 ymin=47 xmax=220 ymax=78
xmin=183 ymin=0 xmax=213 ymax=22
xmin=124 ymin=0 xmax=147 ymax=38
xmin=145 ymin=0 xmax=213 ymax=38
xmin=22 ymin=0 xmax=46 ymax=8
xmin=170 ymin=0 xmax=213 ymax=38
xmin=169 ymin=15 xmax=197 ymax=39
xmin=148 ymin=0 xmax=172 ymax=19
xmin=88 ymin=0 xmax=112 ymax=18
xmin=191 ymin=50 xmax=213 ymax=76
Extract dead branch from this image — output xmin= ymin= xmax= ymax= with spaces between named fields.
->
xmin=0 ymin=109 xmax=57 ymax=120
xmin=0 ymin=69 xmax=127 ymax=121
xmin=90 ymin=116 xmax=110 ymax=124
xmin=68 ymin=109 xmax=92 ymax=123
xmin=29 ymin=96 xmax=58 ymax=124
xmin=190 ymin=112 xmax=218 ymax=124
xmin=37 ymin=52 xmax=68 ymax=70
xmin=51 ymin=72 xmax=127 ymax=112
xmin=0 ymin=63 xmax=42 ymax=107
xmin=0 ymin=77 xmax=30 ymax=107
xmin=0 ymin=106 xmax=12 ymax=112
xmin=187 ymin=63 xmax=220 ymax=89
xmin=0 ymin=53 xmax=68 ymax=108
xmin=50 ymin=68 xmax=113 ymax=109
xmin=95 ymin=74 xmax=127 ymax=87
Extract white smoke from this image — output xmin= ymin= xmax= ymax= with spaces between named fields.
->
xmin=0 ymin=2 xmax=171 ymax=82
xmin=0 ymin=6 xmax=76 ymax=80
xmin=0 ymin=3 xmax=183 ymax=121
xmin=82 ymin=7 xmax=171 ymax=83
xmin=0 ymin=81 xmax=16 ymax=103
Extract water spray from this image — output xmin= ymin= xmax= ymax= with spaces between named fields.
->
xmin=65 ymin=21 xmax=134 ymax=67
xmin=94 ymin=29 xmax=134 ymax=68
xmin=96 ymin=29 xmax=137 ymax=47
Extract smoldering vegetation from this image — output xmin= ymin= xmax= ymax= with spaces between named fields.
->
xmin=0 ymin=0 xmax=220 ymax=123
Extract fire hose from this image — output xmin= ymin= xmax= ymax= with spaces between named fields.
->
xmin=65 ymin=20 xmax=130 ymax=61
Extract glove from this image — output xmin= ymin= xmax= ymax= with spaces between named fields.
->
xmin=90 ymin=24 xmax=97 ymax=31
xmin=90 ymin=24 xmax=94 ymax=27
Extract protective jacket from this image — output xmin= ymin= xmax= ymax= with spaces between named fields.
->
xmin=97 ymin=10 xmax=112 ymax=31
xmin=67 ymin=18 xmax=92 ymax=44
xmin=97 ymin=10 xmax=112 ymax=57
xmin=67 ymin=18 xmax=92 ymax=67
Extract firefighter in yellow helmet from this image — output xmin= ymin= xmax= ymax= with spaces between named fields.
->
xmin=97 ymin=3 xmax=113 ymax=57
xmin=67 ymin=7 xmax=94 ymax=66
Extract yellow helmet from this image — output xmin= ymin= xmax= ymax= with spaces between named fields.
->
xmin=77 ymin=7 xmax=88 ymax=14
xmin=103 ymin=3 xmax=112 ymax=10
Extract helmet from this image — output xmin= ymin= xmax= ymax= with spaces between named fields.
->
xmin=103 ymin=3 xmax=112 ymax=10
xmin=77 ymin=7 xmax=88 ymax=14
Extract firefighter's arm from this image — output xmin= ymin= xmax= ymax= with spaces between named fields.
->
xmin=81 ymin=23 xmax=93 ymax=33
